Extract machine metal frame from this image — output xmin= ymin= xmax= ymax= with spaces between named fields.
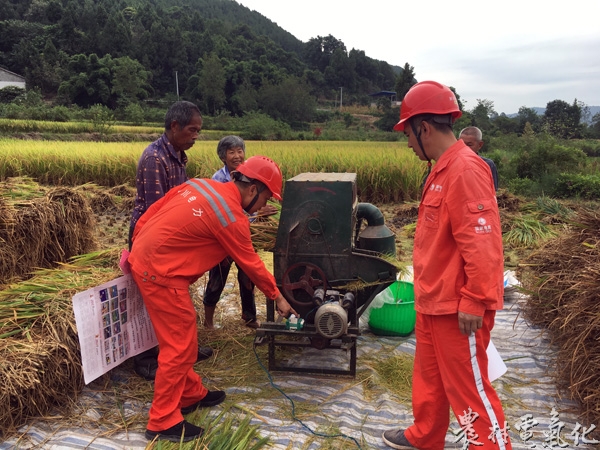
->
xmin=255 ymin=172 xmax=397 ymax=377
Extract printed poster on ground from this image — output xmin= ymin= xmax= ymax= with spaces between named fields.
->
xmin=72 ymin=273 xmax=158 ymax=384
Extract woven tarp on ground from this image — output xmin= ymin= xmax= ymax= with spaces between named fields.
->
xmin=0 ymin=290 xmax=590 ymax=449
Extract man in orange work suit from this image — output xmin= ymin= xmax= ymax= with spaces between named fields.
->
xmin=128 ymin=156 xmax=297 ymax=442
xmin=382 ymin=81 xmax=512 ymax=450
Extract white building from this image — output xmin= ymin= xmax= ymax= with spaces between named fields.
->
xmin=0 ymin=67 xmax=26 ymax=90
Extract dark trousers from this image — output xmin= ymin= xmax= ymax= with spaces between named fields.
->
xmin=130 ymin=223 xmax=158 ymax=363
xmin=203 ymin=257 xmax=257 ymax=322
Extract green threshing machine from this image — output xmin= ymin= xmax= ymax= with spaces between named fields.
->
xmin=255 ymin=173 xmax=398 ymax=376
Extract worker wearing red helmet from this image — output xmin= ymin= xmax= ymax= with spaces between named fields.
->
xmin=128 ymin=155 xmax=297 ymax=443
xmin=382 ymin=82 xmax=511 ymax=450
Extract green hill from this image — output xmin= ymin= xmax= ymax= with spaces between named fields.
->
xmin=0 ymin=0 xmax=402 ymax=116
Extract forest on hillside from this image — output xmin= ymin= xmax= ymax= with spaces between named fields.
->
xmin=2 ymin=0 xmax=600 ymax=140
xmin=0 ymin=0 xmax=400 ymax=118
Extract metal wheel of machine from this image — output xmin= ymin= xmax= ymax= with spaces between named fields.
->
xmin=281 ymin=262 xmax=327 ymax=307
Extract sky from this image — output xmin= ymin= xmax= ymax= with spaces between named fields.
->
xmin=235 ymin=0 xmax=600 ymax=115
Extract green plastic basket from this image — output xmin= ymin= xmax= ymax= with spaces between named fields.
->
xmin=369 ymin=281 xmax=416 ymax=337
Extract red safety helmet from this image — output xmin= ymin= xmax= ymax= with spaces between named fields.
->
xmin=235 ymin=156 xmax=283 ymax=200
xmin=394 ymin=81 xmax=462 ymax=131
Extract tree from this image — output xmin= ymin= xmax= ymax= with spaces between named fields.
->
xmin=57 ymin=53 xmax=150 ymax=108
xmin=55 ymin=6 xmax=85 ymax=54
xmin=324 ymin=47 xmax=355 ymax=91
xmin=375 ymin=106 xmax=400 ymax=132
xmin=522 ymin=121 xmax=536 ymax=140
xmin=24 ymin=0 xmax=53 ymax=23
xmin=198 ymin=53 xmax=226 ymax=115
xmin=517 ymin=106 xmax=542 ymax=134
xmin=471 ymin=99 xmax=496 ymax=132
xmin=229 ymin=76 xmax=258 ymax=116
xmin=376 ymin=61 xmax=397 ymax=92
xmin=543 ymin=99 xmax=581 ymax=139
xmin=579 ymin=101 xmax=591 ymax=124
xmin=24 ymin=38 xmax=68 ymax=95
xmin=111 ymin=56 xmax=152 ymax=107
xmin=98 ymin=13 xmax=132 ymax=58
xmin=258 ymin=76 xmax=316 ymax=123
xmin=587 ymin=113 xmax=600 ymax=139
xmin=349 ymin=49 xmax=378 ymax=92
xmin=57 ymin=53 xmax=112 ymax=107
xmin=494 ymin=113 xmax=520 ymax=134
xmin=449 ymin=86 xmax=464 ymax=111
xmin=304 ymin=35 xmax=346 ymax=72
xmin=0 ymin=86 xmax=25 ymax=103
xmin=394 ymin=63 xmax=417 ymax=101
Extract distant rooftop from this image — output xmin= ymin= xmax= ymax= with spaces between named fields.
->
xmin=368 ymin=91 xmax=396 ymax=98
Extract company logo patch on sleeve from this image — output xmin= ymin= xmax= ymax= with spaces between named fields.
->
xmin=474 ymin=217 xmax=492 ymax=233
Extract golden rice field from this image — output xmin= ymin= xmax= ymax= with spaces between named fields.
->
xmin=0 ymin=118 xmax=227 ymax=139
xmin=0 ymin=118 xmax=163 ymax=135
xmin=0 ymin=139 xmax=425 ymax=202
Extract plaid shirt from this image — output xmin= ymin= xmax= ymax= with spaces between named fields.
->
xmin=130 ymin=134 xmax=189 ymax=233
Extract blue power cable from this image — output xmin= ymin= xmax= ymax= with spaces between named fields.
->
xmin=252 ymin=343 xmax=363 ymax=449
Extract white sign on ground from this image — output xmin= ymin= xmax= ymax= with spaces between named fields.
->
xmin=72 ymin=274 xmax=158 ymax=384
xmin=487 ymin=339 xmax=507 ymax=382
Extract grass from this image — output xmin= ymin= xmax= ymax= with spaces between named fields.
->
xmin=160 ymin=407 xmax=270 ymax=450
xmin=503 ymin=215 xmax=557 ymax=248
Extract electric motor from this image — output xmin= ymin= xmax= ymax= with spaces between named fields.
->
xmin=314 ymin=302 xmax=348 ymax=339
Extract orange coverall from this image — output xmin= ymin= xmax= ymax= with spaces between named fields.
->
xmin=405 ymin=140 xmax=512 ymax=450
xmin=129 ymin=178 xmax=280 ymax=431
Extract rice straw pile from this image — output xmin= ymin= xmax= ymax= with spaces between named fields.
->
xmin=249 ymin=201 xmax=280 ymax=252
xmin=519 ymin=207 xmax=600 ymax=426
xmin=250 ymin=216 xmax=279 ymax=252
xmin=0 ymin=250 xmax=121 ymax=436
xmin=0 ymin=177 xmax=97 ymax=285
xmin=74 ymin=182 xmax=136 ymax=215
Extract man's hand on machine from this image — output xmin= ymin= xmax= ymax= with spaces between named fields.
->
xmin=274 ymin=294 xmax=297 ymax=318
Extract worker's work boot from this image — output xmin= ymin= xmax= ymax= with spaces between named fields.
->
xmin=382 ymin=429 xmax=416 ymax=449
xmin=181 ymin=390 xmax=226 ymax=414
xmin=145 ymin=420 xmax=203 ymax=442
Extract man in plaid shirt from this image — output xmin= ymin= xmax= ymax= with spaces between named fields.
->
xmin=128 ymin=100 xmax=213 ymax=380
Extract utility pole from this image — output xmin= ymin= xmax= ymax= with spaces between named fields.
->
xmin=339 ymin=87 xmax=343 ymax=110
xmin=175 ymin=71 xmax=180 ymax=101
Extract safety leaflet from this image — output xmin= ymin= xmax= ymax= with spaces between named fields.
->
xmin=72 ymin=273 xmax=158 ymax=384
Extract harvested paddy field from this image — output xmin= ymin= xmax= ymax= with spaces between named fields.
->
xmin=0 ymin=181 xmax=598 ymax=449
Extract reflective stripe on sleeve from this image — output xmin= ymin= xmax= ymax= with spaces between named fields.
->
xmin=186 ymin=179 xmax=237 ymax=228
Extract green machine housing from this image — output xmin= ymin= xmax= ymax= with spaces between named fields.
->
xmin=259 ymin=173 xmax=398 ymax=375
